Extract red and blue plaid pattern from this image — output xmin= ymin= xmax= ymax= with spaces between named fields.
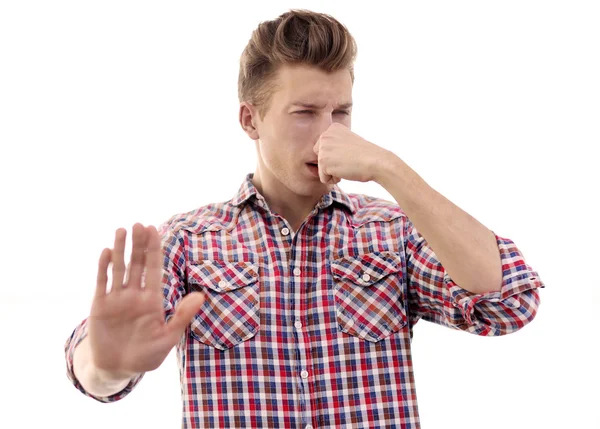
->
xmin=65 ymin=173 xmax=545 ymax=428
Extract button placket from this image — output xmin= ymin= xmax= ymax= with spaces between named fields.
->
xmin=288 ymin=236 xmax=313 ymax=424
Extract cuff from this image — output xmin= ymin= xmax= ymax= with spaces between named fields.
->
xmin=445 ymin=232 xmax=546 ymax=333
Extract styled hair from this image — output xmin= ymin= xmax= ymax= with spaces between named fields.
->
xmin=238 ymin=9 xmax=357 ymax=119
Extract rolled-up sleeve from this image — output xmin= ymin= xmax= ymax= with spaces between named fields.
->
xmin=404 ymin=218 xmax=545 ymax=336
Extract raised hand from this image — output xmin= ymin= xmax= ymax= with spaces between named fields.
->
xmin=87 ymin=223 xmax=204 ymax=380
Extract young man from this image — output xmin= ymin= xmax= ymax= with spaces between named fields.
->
xmin=65 ymin=9 xmax=545 ymax=428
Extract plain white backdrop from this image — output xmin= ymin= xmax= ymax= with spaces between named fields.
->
xmin=1 ymin=1 xmax=598 ymax=428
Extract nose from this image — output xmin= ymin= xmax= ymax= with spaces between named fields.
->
xmin=316 ymin=112 xmax=334 ymax=135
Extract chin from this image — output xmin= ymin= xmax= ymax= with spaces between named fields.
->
xmin=286 ymin=175 xmax=329 ymax=197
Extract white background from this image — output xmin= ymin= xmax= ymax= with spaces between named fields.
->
xmin=1 ymin=1 xmax=599 ymax=428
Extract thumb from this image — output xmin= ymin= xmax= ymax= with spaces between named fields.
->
xmin=165 ymin=292 xmax=205 ymax=338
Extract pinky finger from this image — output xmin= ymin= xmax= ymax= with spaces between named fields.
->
xmin=95 ymin=248 xmax=112 ymax=299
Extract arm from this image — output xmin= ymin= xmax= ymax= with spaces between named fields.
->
xmin=375 ymin=155 xmax=545 ymax=335
xmin=311 ymin=122 xmax=545 ymax=335
xmin=374 ymin=154 xmax=503 ymax=295
xmin=402 ymin=216 xmax=543 ymax=336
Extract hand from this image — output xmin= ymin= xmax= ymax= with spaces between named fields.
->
xmin=313 ymin=123 xmax=391 ymax=184
xmin=87 ymin=223 xmax=204 ymax=380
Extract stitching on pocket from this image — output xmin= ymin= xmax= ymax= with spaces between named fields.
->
xmin=188 ymin=260 xmax=259 ymax=292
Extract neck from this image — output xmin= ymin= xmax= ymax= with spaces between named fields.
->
xmin=251 ymin=169 xmax=324 ymax=232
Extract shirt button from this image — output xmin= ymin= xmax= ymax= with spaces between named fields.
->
xmin=300 ymin=370 xmax=309 ymax=379
xmin=294 ymin=321 xmax=303 ymax=329
xmin=293 ymin=268 xmax=302 ymax=276
xmin=305 ymin=425 xmax=314 ymax=429
xmin=218 ymin=280 xmax=227 ymax=288
xmin=281 ymin=227 xmax=290 ymax=236
xmin=361 ymin=273 xmax=371 ymax=282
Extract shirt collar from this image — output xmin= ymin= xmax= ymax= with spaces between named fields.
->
xmin=231 ymin=173 xmax=355 ymax=215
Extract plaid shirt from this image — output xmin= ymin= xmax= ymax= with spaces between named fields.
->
xmin=65 ymin=173 xmax=545 ymax=428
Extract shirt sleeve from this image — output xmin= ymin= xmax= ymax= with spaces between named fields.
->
xmin=403 ymin=218 xmax=545 ymax=336
xmin=63 ymin=216 xmax=188 ymax=401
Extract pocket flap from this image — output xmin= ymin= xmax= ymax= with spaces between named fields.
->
xmin=188 ymin=260 xmax=259 ymax=292
xmin=331 ymin=251 xmax=402 ymax=286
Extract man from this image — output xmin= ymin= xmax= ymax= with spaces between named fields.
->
xmin=65 ymin=9 xmax=545 ymax=428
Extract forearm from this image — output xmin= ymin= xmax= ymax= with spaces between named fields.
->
xmin=374 ymin=153 xmax=503 ymax=295
xmin=73 ymin=336 xmax=133 ymax=397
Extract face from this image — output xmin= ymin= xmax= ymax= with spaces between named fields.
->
xmin=240 ymin=63 xmax=353 ymax=199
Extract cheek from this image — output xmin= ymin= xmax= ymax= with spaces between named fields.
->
xmin=262 ymin=121 xmax=310 ymax=161
xmin=289 ymin=122 xmax=313 ymax=139
xmin=287 ymin=118 xmax=321 ymax=142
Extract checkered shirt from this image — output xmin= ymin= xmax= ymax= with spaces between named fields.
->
xmin=65 ymin=173 xmax=545 ymax=428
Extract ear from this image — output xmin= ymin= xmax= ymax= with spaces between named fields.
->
xmin=239 ymin=101 xmax=260 ymax=140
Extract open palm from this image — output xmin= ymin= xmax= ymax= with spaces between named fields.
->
xmin=87 ymin=223 xmax=204 ymax=380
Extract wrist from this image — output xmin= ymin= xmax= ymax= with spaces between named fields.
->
xmin=75 ymin=336 xmax=134 ymax=389
xmin=92 ymin=364 xmax=135 ymax=385
xmin=372 ymin=151 xmax=401 ymax=185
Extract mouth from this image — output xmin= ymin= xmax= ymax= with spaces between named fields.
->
xmin=306 ymin=162 xmax=319 ymax=177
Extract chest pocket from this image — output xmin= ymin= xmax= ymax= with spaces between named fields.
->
xmin=187 ymin=260 xmax=260 ymax=350
xmin=331 ymin=251 xmax=407 ymax=342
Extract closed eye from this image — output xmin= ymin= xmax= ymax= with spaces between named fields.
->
xmin=293 ymin=110 xmax=350 ymax=115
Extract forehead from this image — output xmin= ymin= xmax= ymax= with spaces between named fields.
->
xmin=271 ymin=63 xmax=353 ymax=107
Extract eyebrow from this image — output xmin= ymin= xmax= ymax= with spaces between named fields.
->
xmin=290 ymin=101 xmax=353 ymax=110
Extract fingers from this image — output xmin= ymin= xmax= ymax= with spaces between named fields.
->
xmin=320 ymin=171 xmax=335 ymax=185
xmin=144 ymin=225 xmax=162 ymax=291
xmin=317 ymin=162 xmax=340 ymax=185
xmin=111 ymin=228 xmax=127 ymax=290
xmin=127 ymin=223 xmax=148 ymax=288
xmin=318 ymin=162 xmax=329 ymax=184
xmin=95 ymin=248 xmax=112 ymax=299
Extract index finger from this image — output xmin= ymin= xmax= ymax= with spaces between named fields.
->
xmin=143 ymin=225 xmax=163 ymax=291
